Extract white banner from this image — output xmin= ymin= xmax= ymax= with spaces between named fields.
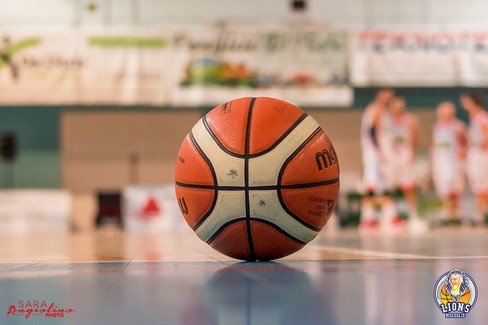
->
xmin=350 ymin=30 xmax=458 ymax=86
xmin=458 ymin=31 xmax=488 ymax=86
xmin=0 ymin=25 xmax=352 ymax=107
xmin=7 ymin=28 xmax=488 ymax=102
xmin=0 ymin=31 xmax=170 ymax=105
xmin=123 ymin=184 xmax=187 ymax=233
xmin=0 ymin=190 xmax=71 ymax=234
xmin=350 ymin=30 xmax=488 ymax=86
xmin=81 ymin=33 xmax=170 ymax=104
xmin=169 ymin=24 xmax=352 ymax=107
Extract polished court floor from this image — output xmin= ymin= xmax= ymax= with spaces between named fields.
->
xmin=0 ymin=226 xmax=487 ymax=325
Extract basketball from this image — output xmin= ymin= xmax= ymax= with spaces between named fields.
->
xmin=175 ymin=97 xmax=340 ymax=261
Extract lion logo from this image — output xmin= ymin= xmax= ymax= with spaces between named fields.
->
xmin=433 ymin=268 xmax=477 ymax=318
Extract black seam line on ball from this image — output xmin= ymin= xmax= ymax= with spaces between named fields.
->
xmin=189 ymin=131 xmax=219 ymax=231
xmin=206 ymin=218 xmax=306 ymax=246
xmin=249 ymin=218 xmax=307 ymax=245
xmin=202 ymin=112 xmax=309 ymax=159
xmin=277 ymin=126 xmax=322 ymax=186
xmin=206 ymin=218 xmax=246 ymax=244
xmin=175 ymin=177 xmax=340 ymax=191
xmin=277 ymin=126 xmax=325 ymax=232
xmin=202 ymin=116 xmax=245 ymax=158
xmin=245 ymin=97 xmax=257 ymax=261
xmin=248 ymin=113 xmax=308 ymax=158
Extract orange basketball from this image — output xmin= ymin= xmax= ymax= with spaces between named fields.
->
xmin=175 ymin=97 xmax=340 ymax=261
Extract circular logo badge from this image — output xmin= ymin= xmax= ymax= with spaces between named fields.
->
xmin=433 ymin=268 xmax=478 ymax=319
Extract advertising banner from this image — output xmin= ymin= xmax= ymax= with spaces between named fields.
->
xmin=0 ymin=25 xmax=352 ymax=107
xmin=123 ymin=184 xmax=187 ymax=233
xmin=457 ymin=31 xmax=488 ymax=86
xmin=0 ymin=190 xmax=71 ymax=234
xmin=169 ymin=24 xmax=352 ymax=107
xmin=350 ymin=30 xmax=488 ymax=87
xmin=350 ymin=30 xmax=458 ymax=86
xmin=0 ymin=31 xmax=170 ymax=104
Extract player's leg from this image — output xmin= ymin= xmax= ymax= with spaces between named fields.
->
xmin=433 ymin=172 xmax=449 ymax=224
xmin=479 ymin=151 xmax=488 ymax=225
xmin=432 ymin=156 xmax=455 ymax=225
xmin=381 ymin=193 xmax=401 ymax=225
xmin=483 ymin=193 xmax=488 ymax=225
xmin=476 ymin=190 xmax=488 ymax=226
xmin=401 ymin=152 xmax=429 ymax=232
xmin=404 ymin=185 xmax=429 ymax=233
xmin=466 ymin=148 xmax=486 ymax=225
xmin=360 ymin=193 xmax=379 ymax=228
xmin=448 ymin=158 xmax=465 ymax=224
xmin=359 ymin=146 xmax=381 ymax=230
xmin=402 ymin=151 xmax=419 ymax=218
xmin=473 ymin=194 xmax=486 ymax=226
xmin=447 ymin=193 xmax=461 ymax=223
xmin=402 ymin=185 xmax=418 ymax=219
xmin=380 ymin=157 xmax=404 ymax=232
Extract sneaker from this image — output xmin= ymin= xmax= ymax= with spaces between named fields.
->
xmin=359 ymin=219 xmax=380 ymax=233
xmin=381 ymin=216 xmax=406 ymax=234
xmin=408 ymin=217 xmax=429 ymax=234
xmin=391 ymin=217 xmax=406 ymax=226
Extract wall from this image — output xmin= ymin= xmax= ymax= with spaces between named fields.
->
xmin=61 ymin=110 xmax=201 ymax=193
xmin=0 ymin=107 xmax=60 ymax=188
xmin=1 ymin=0 xmax=488 ymax=28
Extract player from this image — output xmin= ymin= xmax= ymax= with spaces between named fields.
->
xmin=461 ymin=92 xmax=488 ymax=226
xmin=431 ymin=102 xmax=467 ymax=225
xmin=380 ymin=96 xmax=427 ymax=232
xmin=359 ymin=88 xmax=398 ymax=231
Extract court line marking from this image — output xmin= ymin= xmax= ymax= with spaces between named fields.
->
xmin=308 ymin=245 xmax=488 ymax=260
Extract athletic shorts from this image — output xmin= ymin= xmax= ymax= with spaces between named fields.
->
xmin=383 ymin=149 xmax=415 ymax=191
xmin=362 ymin=145 xmax=384 ymax=195
xmin=432 ymin=154 xmax=465 ymax=198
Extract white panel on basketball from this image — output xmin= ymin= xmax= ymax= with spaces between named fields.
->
xmin=195 ymin=191 xmax=246 ymax=242
xmin=191 ymin=118 xmax=245 ymax=187
xmin=248 ymin=116 xmax=320 ymax=186
xmin=249 ymin=190 xmax=318 ymax=243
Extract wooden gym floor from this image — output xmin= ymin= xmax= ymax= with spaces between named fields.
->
xmin=0 ymin=226 xmax=487 ymax=324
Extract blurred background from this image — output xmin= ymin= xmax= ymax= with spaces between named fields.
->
xmin=1 ymin=0 xmax=488 ymax=234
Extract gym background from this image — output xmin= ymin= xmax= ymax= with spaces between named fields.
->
xmin=1 ymin=0 xmax=487 ymax=231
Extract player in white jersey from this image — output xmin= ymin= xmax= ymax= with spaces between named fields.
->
xmin=461 ymin=92 xmax=488 ymax=225
xmin=431 ymin=102 xmax=467 ymax=224
xmin=359 ymin=88 xmax=398 ymax=231
xmin=380 ymin=96 xmax=427 ymax=232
